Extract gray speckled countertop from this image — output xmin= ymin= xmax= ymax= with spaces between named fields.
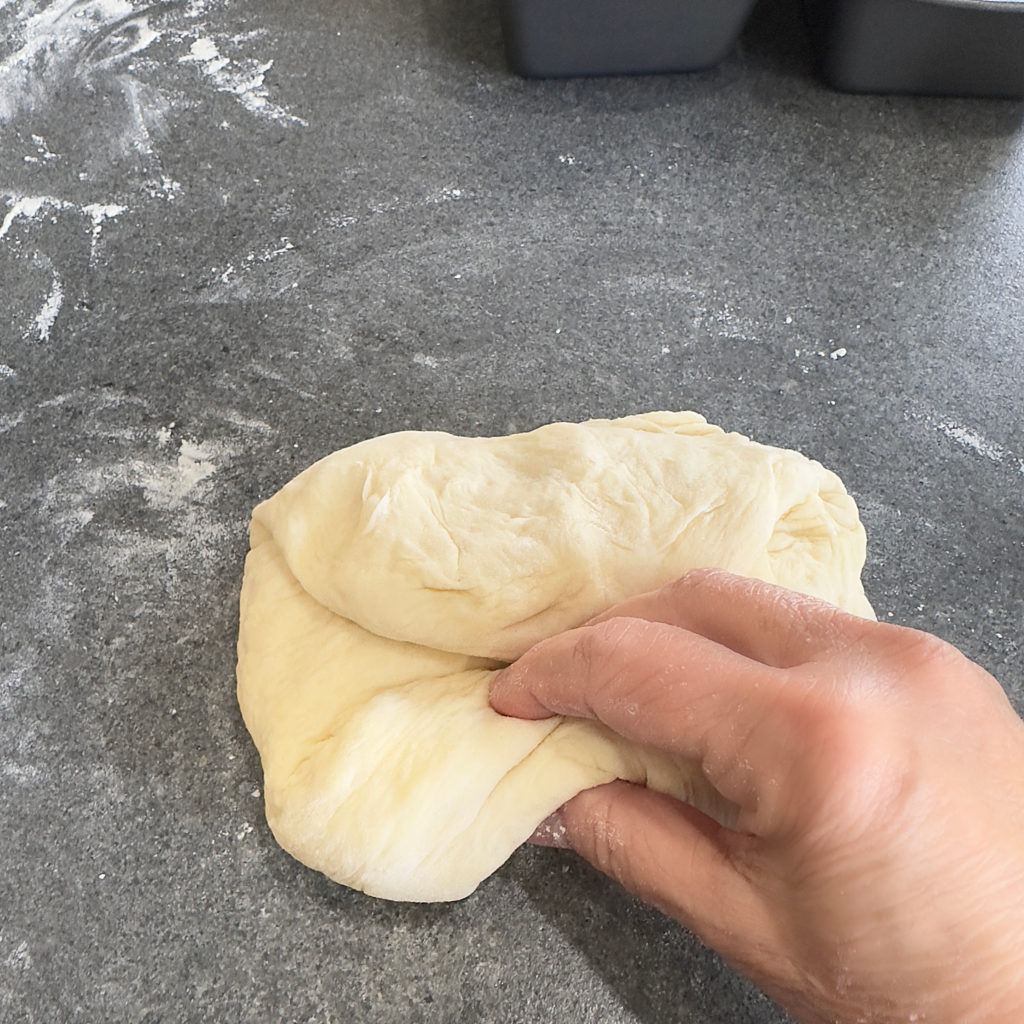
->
xmin=1 ymin=1 xmax=1023 ymax=1021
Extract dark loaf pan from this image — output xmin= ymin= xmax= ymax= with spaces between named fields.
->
xmin=497 ymin=0 xmax=760 ymax=78
xmin=804 ymin=0 xmax=1024 ymax=98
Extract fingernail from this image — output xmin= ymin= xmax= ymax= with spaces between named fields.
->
xmin=528 ymin=808 xmax=571 ymax=849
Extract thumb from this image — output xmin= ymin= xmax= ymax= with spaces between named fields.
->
xmin=553 ymin=782 xmax=772 ymax=961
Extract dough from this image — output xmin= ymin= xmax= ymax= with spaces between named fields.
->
xmin=236 ymin=411 xmax=874 ymax=901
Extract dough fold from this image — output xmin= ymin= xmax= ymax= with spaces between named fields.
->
xmin=237 ymin=411 xmax=873 ymax=901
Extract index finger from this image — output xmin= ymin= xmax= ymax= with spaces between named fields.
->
xmin=587 ymin=569 xmax=874 ymax=668
xmin=490 ymin=614 xmax=794 ymax=811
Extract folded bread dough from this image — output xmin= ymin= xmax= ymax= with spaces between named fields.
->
xmin=236 ymin=411 xmax=874 ymax=901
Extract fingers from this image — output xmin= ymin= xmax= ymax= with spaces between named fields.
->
xmin=589 ymin=569 xmax=871 ymax=669
xmin=490 ymin=615 xmax=788 ymax=808
xmin=490 ymin=615 xmax=771 ymax=729
xmin=490 ymin=571 xmax=874 ymax=813
xmin=554 ymin=782 xmax=773 ymax=962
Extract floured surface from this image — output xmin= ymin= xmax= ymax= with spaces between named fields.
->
xmin=2 ymin=0 xmax=1021 ymax=1014
xmin=237 ymin=411 xmax=874 ymax=901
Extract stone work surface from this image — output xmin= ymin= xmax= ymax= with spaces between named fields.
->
xmin=1 ymin=1 xmax=1022 ymax=1021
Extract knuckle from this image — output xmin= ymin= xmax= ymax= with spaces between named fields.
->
xmin=886 ymin=625 xmax=963 ymax=673
xmin=588 ymin=804 xmax=626 ymax=876
xmin=676 ymin=565 xmax=731 ymax=596
xmin=568 ymin=787 xmax=628 ymax=877
xmin=577 ymin=618 xmax=661 ymax=711
xmin=846 ymin=622 xmax=970 ymax=700
xmin=662 ymin=569 xmax=724 ymax=615
xmin=772 ymin=683 xmax=907 ymax=836
xmin=572 ymin=618 xmax=633 ymax=676
xmin=569 ymin=624 xmax=603 ymax=679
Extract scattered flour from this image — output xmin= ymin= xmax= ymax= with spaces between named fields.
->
xmin=31 ymin=262 xmax=63 ymax=342
xmin=214 ymin=409 xmax=273 ymax=435
xmin=0 ymin=195 xmax=67 ymax=240
xmin=0 ymin=763 xmax=43 ymax=784
xmin=132 ymin=438 xmax=224 ymax=511
xmin=0 ymin=412 xmax=24 ymax=434
xmin=0 ymin=0 xmax=160 ymax=122
xmin=425 ymin=186 xmax=466 ymax=204
xmin=3 ymin=940 xmax=32 ymax=973
xmin=1 ymin=193 xmax=129 ymax=268
xmin=937 ymin=420 xmax=1024 ymax=477
xmin=143 ymin=176 xmax=183 ymax=202
xmin=0 ymin=2 xmax=308 ymax=347
xmin=214 ymin=237 xmax=296 ymax=288
xmin=1 ymin=0 xmax=306 ymax=131
xmin=179 ymin=36 xmax=308 ymax=126
xmin=82 ymin=203 xmax=129 ymax=261
xmin=33 ymin=403 xmax=242 ymax=568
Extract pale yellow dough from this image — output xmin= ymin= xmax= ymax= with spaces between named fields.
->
xmin=236 ymin=411 xmax=874 ymax=901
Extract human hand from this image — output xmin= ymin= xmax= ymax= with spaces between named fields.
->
xmin=489 ymin=569 xmax=1024 ymax=1024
